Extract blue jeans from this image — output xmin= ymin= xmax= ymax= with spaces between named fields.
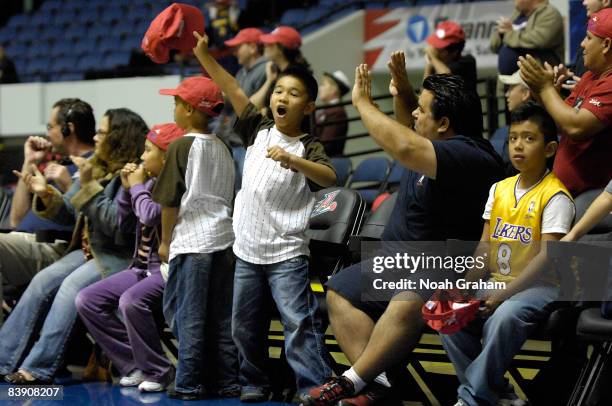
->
xmin=0 ymin=250 xmax=101 ymax=380
xmin=163 ymin=250 xmax=238 ymax=395
xmin=440 ymin=285 xmax=559 ymax=406
xmin=232 ymin=256 xmax=332 ymax=395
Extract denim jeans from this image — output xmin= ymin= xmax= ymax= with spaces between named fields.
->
xmin=232 ymin=256 xmax=332 ymax=395
xmin=440 ymin=285 xmax=559 ymax=406
xmin=163 ymin=249 xmax=238 ymax=395
xmin=0 ymin=250 xmax=101 ymax=380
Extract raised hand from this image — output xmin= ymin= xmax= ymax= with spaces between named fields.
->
xmin=193 ymin=31 xmax=210 ymax=58
xmin=13 ymin=164 xmax=48 ymax=196
xmin=496 ymin=16 xmax=512 ymax=34
xmin=387 ymin=51 xmax=410 ymax=97
xmin=71 ymin=155 xmax=94 ymax=185
xmin=265 ymin=61 xmax=279 ymax=83
xmin=24 ymin=136 xmax=52 ymax=165
xmin=43 ymin=162 xmax=72 ymax=192
xmin=518 ymin=55 xmax=555 ymax=93
xmin=352 ymin=63 xmax=373 ymax=108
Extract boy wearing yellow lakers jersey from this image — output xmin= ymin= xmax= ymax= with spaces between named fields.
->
xmin=441 ymin=102 xmax=575 ymax=406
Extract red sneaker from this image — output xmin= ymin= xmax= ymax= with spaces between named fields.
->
xmin=301 ymin=376 xmax=356 ymax=406
xmin=337 ymin=383 xmax=391 ymax=406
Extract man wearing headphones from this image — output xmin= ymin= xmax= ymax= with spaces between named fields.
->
xmin=0 ymin=98 xmax=96 ymax=326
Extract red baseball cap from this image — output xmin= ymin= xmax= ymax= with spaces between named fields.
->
xmin=422 ymin=289 xmax=481 ymax=334
xmin=224 ymin=28 xmax=264 ymax=47
xmin=260 ymin=26 xmax=302 ymax=50
xmin=588 ymin=8 xmax=612 ymax=39
xmin=159 ymin=76 xmax=224 ymax=117
xmin=426 ymin=20 xmax=466 ymax=49
xmin=141 ymin=3 xmax=205 ymax=64
xmin=147 ymin=123 xmax=186 ymax=151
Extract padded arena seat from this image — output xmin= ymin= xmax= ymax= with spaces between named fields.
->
xmin=348 ymin=192 xmax=397 ymax=262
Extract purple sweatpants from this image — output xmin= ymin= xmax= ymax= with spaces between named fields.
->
xmin=75 ymin=266 xmax=171 ymax=383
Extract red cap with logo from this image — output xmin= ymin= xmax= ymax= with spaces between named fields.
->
xmin=422 ymin=289 xmax=481 ymax=334
xmin=588 ymin=8 xmax=612 ymax=39
xmin=147 ymin=123 xmax=186 ymax=151
xmin=426 ymin=20 xmax=466 ymax=49
xmin=260 ymin=26 xmax=302 ymax=50
xmin=141 ymin=3 xmax=205 ymax=64
xmin=224 ymin=28 xmax=264 ymax=47
xmin=159 ymin=76 xmax=224 ymax=117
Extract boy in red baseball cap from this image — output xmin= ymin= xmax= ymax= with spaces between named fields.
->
xmin=192 ymin=31 xmax=336 ymax=402
xmin=76 ymin=123 xmax=184 ymax=394
xmin=152 ymin=76 xmax=239 ymax=400
xmin=424 ymin=20 xmax=477 ymax=91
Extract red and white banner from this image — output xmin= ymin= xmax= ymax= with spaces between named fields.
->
xmin=364 ymin=1 xmax=515 ymax=72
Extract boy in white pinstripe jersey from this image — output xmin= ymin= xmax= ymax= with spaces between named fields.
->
xmin=153 ymin=76 xmax=239 ymax=400
xmin=193 ymin=31 xmax=337 ymax=402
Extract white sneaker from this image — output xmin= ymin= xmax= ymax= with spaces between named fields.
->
xmin=138 ymin=380 xmax=166 ymax=392
xmin=119 ymin=369 xmax=145 ymax=387
xmin=454 ymin=400 xmax=469 ymax=406
xmin=498 ymin=398 xmax=527 ymax=406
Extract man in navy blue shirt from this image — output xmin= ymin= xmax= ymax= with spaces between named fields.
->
xmin=0 ymin=98 xmax=95 ymax=326
xmin=302 ymin=53 xmax=504 ymax=406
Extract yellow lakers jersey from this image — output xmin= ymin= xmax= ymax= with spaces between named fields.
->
xmin=489 ymin=172 xmax=572 ymax=283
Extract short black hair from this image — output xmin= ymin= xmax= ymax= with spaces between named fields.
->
xmin=510 ymin=101 xmax=558 ymax=144
xmin=444 ymin=41 xmax=466 ymax=56
xmin=53 ymin=98 xmax=96 ymax=146
xmin=422 ymin=74 xmax=483 ymax=138
xmin=278 ymin=66 xmax=318 ymax=102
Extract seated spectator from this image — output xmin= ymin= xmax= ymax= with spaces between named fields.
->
xmin=441 ymin=101 xmax=575 ymax=406
xmin=316 ymin=70 xmax=351 ymax=157
xmin=216 ymin=28 xmax=267 ymax=147
xmin=0 ymin=99 xmax=95 ymax=327
xmin=519 ymin=8 xmax=612 ymax=196
xmin=76 ymin=124 xmax=185 ymax=393
xmin=491 ymin=0 xmax=564 ymax=75
xmin=0 ymin=46 xmax=18 ymax=84
xmin=490 ymin=70 xmax=535 ymax=175
xmin=302 ymin=54 xmax=504 ymax=405
xmin=424 ymin=20 xmax=477 ymax=92
xmin=0 ymin=109 xmax=148 ymax=384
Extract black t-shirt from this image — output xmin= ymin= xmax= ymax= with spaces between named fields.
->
xmin=447 ymin=54 xmax=477 ymax=92
xmin=381 ymin=135 xmax=504 ymax=243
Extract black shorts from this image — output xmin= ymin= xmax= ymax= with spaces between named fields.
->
xmin=326 ymin=258 xmax=453 ymax=321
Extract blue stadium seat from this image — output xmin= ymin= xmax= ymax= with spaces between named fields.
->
xmin=100 ymin=51 xmax=130 ymax=70
xmin=126 ymin=5 xmax=150 ymax=22
xmin=306 ymin=6 xmax=329 ymax=23
xmin=415 ymin=0 xmax=443 ymax=5
xmin=40 ymin=0 xmax=63 ymax=14
xmin=101 ymin=6 xmax=125 ymax=24
xmin=41 ymin=26 xmax=65 ymax=42
xmin=25 ymin=59 xmax=51 ymax=75
xmin=65 ymin=25 xmax=89 ymax=41
xmin=18 ymin=28 xmax=40 ymax=44
xmin=50 ymin=41 xmax=75 ymax=57
xmin=280 ymin=9 xmax=308 ymax=27
xmin=7 ymin=14 xmax=30 ymax=30
xmin=99 ymin=36 xmax=122 ymax=54
xmin=120 ymin=35 xmax=142 ymax=53
xmin=53 ymin=10 xmax=78 ymax=26
xmin=76 ymin=54 xmax=102 ymax=72
xmin=347 ymin=157 xmax=391 ymax=205
xmin=50 ymin=56 xmax=79 ymax=74
xmin=88 ymin=24 xmax=108 ymax=40
xmin=79 ymin=8 xmax=100 ymax=24
xmin=5 ymin=43 xmax=27 ymax=58
xmin=331 ymin=157 xmax=353 ymax=187
xmin=26 ymin=42 xmax=50 ymax=59
xmin=0 ymin=29 xmax=12 ymax=46
xmin=30 ymin=12 xmax=51 ymax=28
xmin=13 ymin=56 xmax=28 ymax=74
xmin=384 ymin=161 xmax=404 ymax=192
xmin=73 ymin=38 xmax=97 ymax=57
xmin=52 ymin=73 xmax=83 ymax=82
xmin=114 ymin=21 xmax=135 ymax=36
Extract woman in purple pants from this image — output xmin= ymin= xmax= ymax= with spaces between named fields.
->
xmin=76 ymin=124 xmax=185 ymax=392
